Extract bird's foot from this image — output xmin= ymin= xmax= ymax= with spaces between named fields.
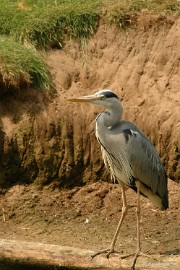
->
xmin=91 ymin=247 xmax=119 ymax=259
xmin=120 ymin=250 xmax=157 ymax=269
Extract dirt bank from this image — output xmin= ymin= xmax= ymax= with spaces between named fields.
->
xmin=0 ymin=15 xmax=179 ymax=187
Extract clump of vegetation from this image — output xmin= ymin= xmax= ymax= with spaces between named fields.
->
xmin=0 ymin=37 xmax=50 ymax=92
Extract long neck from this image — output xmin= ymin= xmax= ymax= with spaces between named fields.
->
xmin=98 ymin=100 xmax=123 ymax=127
xmin=95 ymin=100 xmax=123 ymax=140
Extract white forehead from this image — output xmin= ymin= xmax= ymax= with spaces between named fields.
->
xmin=95 ymin=89 xmax=119 ymax=99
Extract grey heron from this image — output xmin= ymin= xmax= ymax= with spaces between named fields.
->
xmin=67 ymin=89 xmax=168 ymax=269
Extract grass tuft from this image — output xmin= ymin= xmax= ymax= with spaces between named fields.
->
xmin=0 ymin=37 xmax=50 ymax=92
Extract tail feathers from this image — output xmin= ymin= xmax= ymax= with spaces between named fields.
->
xmin=161 ymin=192 xmax=169 ymax=210
xmin=135 ymin=181 xmax=168 ymax=210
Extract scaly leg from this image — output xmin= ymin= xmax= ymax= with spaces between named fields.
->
xmin=92 ymin=182 xmax=128 ymax=259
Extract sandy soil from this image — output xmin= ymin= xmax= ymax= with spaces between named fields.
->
xmin=0 ymin=180 xmax=179 ymax=262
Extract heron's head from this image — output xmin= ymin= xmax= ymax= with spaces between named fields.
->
xmin=66 ymin=89 xmax=120 ymax=108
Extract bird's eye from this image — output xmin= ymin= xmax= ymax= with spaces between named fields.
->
xmin=100 ymin=96 xmax=106 ymax=100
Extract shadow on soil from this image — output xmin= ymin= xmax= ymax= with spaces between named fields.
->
xmin=0 ymin=261 xmax=80 ymax=270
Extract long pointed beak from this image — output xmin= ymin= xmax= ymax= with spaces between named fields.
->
xmin=66 ymin=94 xmax=97 ymax=103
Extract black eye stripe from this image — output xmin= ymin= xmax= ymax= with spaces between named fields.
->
xmin=103 ymin=91 xmax=119 ymax=99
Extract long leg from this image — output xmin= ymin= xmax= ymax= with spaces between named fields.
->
xmin=92 ymin=182 xmax=128 ymax=258
xmin=131 ymin=185 xmax=141 ymax=268
xmin=128 ymin=183 xmax=156 ymax=269
xmin=119 ymin=185 xmax=141 ymax=264
xmin=106 ymin=182 xmax=128 ymax=257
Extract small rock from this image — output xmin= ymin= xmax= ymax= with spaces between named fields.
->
xmin=84 ymin=218 xmax=89 ymax=224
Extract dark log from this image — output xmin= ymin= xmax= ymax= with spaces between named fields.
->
xmin=0 ymin=239 xmax=179 ymax=269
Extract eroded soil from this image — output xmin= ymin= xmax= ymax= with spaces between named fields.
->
xmin=0 ymin=16 xmax=180 ymax=187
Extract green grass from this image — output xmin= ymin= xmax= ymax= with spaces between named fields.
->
xmin=0 ymin=0 xmax=100 ymax=49
xmin=0 ymin=0 xmax=179 ymax=91
xmin=0 ymin=1 xmax=179 ymax=48
xmin=0 ymin=37 xmax=50 ymax=92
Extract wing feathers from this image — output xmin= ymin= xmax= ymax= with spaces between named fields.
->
xmin=123 ymin=129 xmax=168 ymax=209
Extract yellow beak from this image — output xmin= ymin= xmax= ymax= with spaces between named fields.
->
xmin=66 ymin=94 xmax=98 ymax=103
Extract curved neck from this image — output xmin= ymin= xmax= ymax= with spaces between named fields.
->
xmin=96 ymin=100 xmax=123 ymax=128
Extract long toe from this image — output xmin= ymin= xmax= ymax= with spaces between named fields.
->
xmin=131 ymin=251 xmax=157 ymax=269
xmin=92 ymin=247 xmax=118 ymax=259
xmin=91 ymin=248 xmax=110 ymax=259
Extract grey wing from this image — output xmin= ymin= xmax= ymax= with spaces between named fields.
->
xmin=123 ymin=129 xmax=168 ymax=202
